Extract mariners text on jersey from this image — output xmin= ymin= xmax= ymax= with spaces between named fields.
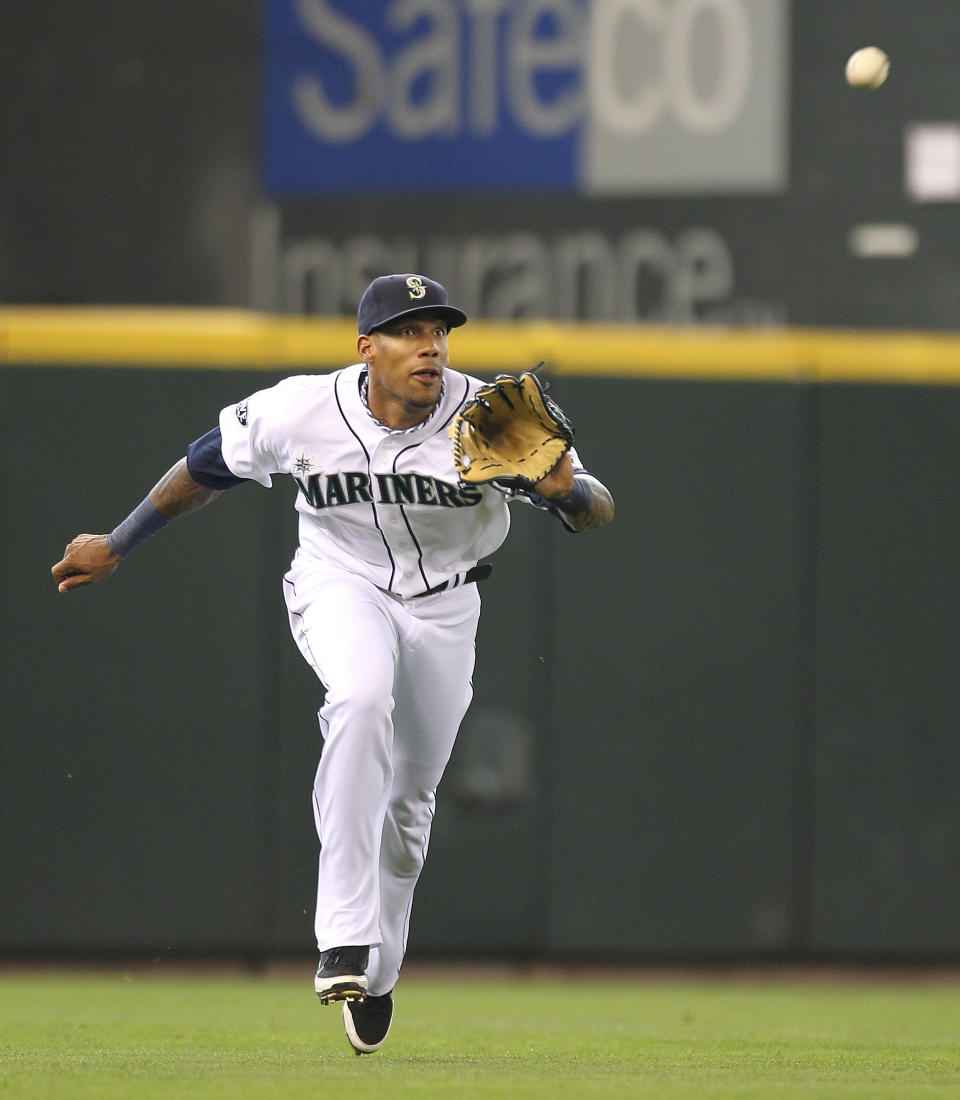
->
xmin=295 ymin=471 xmax=482 ymax=510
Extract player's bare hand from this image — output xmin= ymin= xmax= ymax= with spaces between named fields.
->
xmin=52 ymin=533 xmax=120 ymax=593
xmin=533 ymin=453 xmax=575 ymax=501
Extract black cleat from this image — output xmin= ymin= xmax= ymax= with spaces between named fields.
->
xmin=343 ymin=989 xmax=393 ymax=1055
xmin=314 ymin=946 xmax=369 ymax=1005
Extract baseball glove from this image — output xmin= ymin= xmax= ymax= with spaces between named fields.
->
xmin=448 ymin=367 xmax=575 ymax=487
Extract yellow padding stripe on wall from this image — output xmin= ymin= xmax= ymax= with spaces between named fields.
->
xmin=3 ymin=306 xmax=960 ymax=384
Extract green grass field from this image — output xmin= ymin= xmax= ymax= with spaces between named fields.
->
xmin=2 ymin=967 xmax=959 ymax=1098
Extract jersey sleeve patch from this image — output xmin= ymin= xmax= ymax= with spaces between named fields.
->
xmin=186 ymin=426 xmax=249 ymax=490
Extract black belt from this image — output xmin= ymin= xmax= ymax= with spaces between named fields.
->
xmin=413 ymin=562 xmax=493 ymax=598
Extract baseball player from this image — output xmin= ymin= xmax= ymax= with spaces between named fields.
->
xmin=51 ymin=274 xmax=614 ymax=1056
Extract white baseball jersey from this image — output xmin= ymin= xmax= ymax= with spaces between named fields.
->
xmin=217 ymin=363 xmax=512 ymax=599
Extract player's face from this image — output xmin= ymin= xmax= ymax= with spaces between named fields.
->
xmin=360 ymin=311 xmax=450 ymax=429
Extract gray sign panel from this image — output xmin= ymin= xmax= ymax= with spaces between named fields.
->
xmin=583 ymin=0 xmax=789 ymax=193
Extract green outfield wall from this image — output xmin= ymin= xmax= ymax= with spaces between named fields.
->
xmin=4 ymin=314 xmax=960 ymax=960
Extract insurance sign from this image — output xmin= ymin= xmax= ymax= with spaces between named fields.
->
xmin=262 ymin=0 xmax=788 ymax=195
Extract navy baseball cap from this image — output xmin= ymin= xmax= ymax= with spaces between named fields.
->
xmin=357 ymin=274 xmax=468 ymax=334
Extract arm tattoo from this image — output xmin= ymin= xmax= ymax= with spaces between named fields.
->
xmin=564 ymin=480 xmax=615 ymax=532
xmin=149 ymin=459 xmax=222 ymax=518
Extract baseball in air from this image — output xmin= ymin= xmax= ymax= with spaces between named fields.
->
xmin=845 ymin=46 xmax=890 ymax=89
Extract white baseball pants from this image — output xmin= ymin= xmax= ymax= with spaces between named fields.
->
xmin=283 ymin=552 xmax=481 ymax=996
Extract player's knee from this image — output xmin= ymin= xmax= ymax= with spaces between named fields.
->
xmin=326 ymin=678 xmax=395 ymax=728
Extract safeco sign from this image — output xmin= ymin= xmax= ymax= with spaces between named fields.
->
xmin=263 ymin=0 xmax=787 ymax=195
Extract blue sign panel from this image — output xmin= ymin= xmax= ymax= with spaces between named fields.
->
xmin=262 ymin=0 xmax=787 ymax=197
xmin=263 ymin=0 xmax=581 ymax=194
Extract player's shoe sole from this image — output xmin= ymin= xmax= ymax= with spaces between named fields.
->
xmin=315 ymin=976 xmax=368 ymax=1004
xmin=314 ymin=945 xmax=370 ymax=1005
xmin=343 ymin=990 xmax=393 ymax=1055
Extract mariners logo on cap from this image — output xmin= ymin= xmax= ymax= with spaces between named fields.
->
xmin=357 ymin=273 xmax=468 ymax=333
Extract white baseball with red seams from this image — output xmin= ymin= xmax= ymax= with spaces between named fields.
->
xmin=845 ymin=46 xmax=890 ymax=89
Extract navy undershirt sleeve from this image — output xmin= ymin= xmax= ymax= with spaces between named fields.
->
xmin=186 ymin=426 xmax=248 ymax=490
